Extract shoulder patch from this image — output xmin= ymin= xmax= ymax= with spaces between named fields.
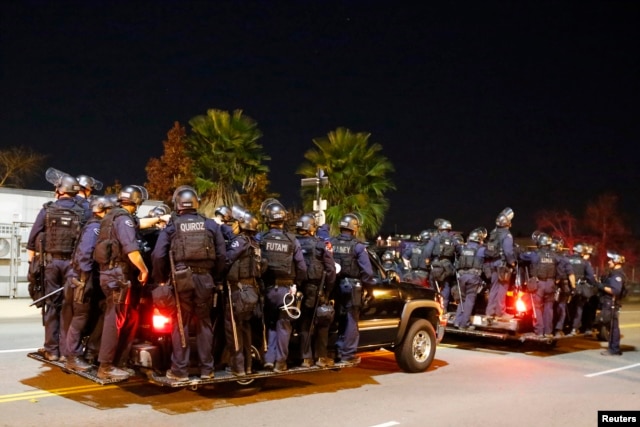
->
xmin=93 ymin=228 xmax=100 ymax=236
xmin=231 ymin=240 xmax=240 ymax=248
xmin=125 ymin=219 xmax=135 ymax=228
xmin=615 ymin=276 xmax=622 ymax=282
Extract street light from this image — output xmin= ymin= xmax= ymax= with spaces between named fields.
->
xmin=300 ymin=169 xmax=329 ymax=226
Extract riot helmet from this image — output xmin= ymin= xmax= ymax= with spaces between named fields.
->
xmin=119 ymin=185 xmax=145 ymax=206
xmin=382 ymin=251 xmax=395 ymax=262
xmin=606 ymin=250 xmax=625 ymax=265
xmin=239 ymin=212 xmax=259 ymax=232
xmin=468 ymin=228 xmax=485 ymax=243
xmin=148 ymin=204 xmax=171 ymax=218
xmin=434 ymin=218 xmax=452 ymax=231
xmin=90 ymin=195 xmax=115 ymax=213
xmin=551 ymin=238 xmax=564 ymax=252
xmin=418 ymin=230 xmax=432 ymax=242
xmin=536 ymin=233 xmax=552 ymax=248
xmin=172 ymin=186 xmax=199 ymax=211
xmin=531 ymin=230 xmax=543 ymax=243
xmin=57 ymin=175 xmax=81 ymax=196
xmin=573 ymin=243 xmax=586 ymax=255
xmin=296 ymin=213 xmax=317 ymax=234
xmin=76 ymin=174 xmax=103 ymax=192
xmin=131 ymin=185 xmax=149 ymax=203
xmin=496 ymin=207 xmax=514 ymax=227
xmin=339 ymin=213 xmax=360 ymax=233
xmin=214 ymin=206 xmax=233 ymax=223
xmin=264 ymin=201 xmax=287 ymax=224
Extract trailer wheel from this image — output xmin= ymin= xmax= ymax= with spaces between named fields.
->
xmin=394 ymin=319 xmax=436 ymax=373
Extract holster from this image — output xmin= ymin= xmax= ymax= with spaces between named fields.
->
xmin=113 ymin=280 xmax=131 ymax=305
xmin=70 ymin=276 xmax=86 ymax=304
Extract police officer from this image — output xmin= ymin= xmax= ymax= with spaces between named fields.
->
xmin=294 ymin=213 xmax=337 ymax=368
xmin=402 ymin=230 xmax=432 ymax=287
xmin=330 ymin=213 xmax=375 ymax=363
xmin=381 ymin=250 xmax=404 ymax=278
xmin=484 ymin=208 xmax=517 ymax=320
xmin=551 ymin=238 xmax=574 ymax=337
xmin=261 ymin=200 xmax=307 ymax=372
xmin=213 ymin=205 xmax=237 ymax=242
xmin=453 ymin=228 xmax=486 ymax=330
xmin=76 ymin=174 xmax=103 ymax=222
xmin=422 ymin=219 xmax=459 ymax=311
xmin=224 ymin=208 xmax=264 ymax=376
xmin=151 ymin=186 xmax=227 ymax=381
xmin=93 ymin=185 xmax=150 ymax=381
xmin=597 ymin=251 xmax=626 ymax=356
xmin=519 ymin=232 xmax=575 ymax=338
xmin=63 ymin=196 xmax=114 ymax=371
xmin=567 ymin=243 xmax=597 ymax=336
xmin=27 ymin=175 xmax=86 ymax=362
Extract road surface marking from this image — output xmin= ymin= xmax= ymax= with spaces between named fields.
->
xmin=585 ymin=363 xmax=640 ymax=378
xmin=0 ymin=348 xmax=38 ymax=354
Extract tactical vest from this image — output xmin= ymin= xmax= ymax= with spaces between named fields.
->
xmin=171 ymin=214 xmax=216 ymax=269
xmin=457 ymin=244 xmax=483 ymax=270
xmin=531 ymin=249 xmax=556 ymax=280
xmin=330 ymin=236 xmax=360 ymax=278
xmin=567 ymin=255 xmax=586 ymax=279
xmin=298 ymin=235 xmax=324 ymax=282
xmin=228 ymin=235 xmax=262 ymax=281
xmin=261 ymin=231 xmax=295 ymax=280
xmin=484 ymin=229 xmax=503 ymax=259
xmin=93 ymin=207 xmax=129 ymax=267
xmin=43 ymin=201 xmax=85 ymax=255
xmin=433 ymin=234 xmax=455 ymax=258
xmin=409 ymin=243 xmax=425 ymax=269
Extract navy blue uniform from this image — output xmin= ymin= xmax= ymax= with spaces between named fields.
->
xmin=485 ymin=227 xmax=516 ymax=318
xmin=151 ymin=212 xmax=227 ymax=378
xmin=454 ymin=242 xmax=486 ymax=328
xmin=423 ymin=230 xmax=460 ymax=310
xmin=600 ymin=268 xmax=625 ymax=355
xmin=97 ymin=209 xmax=146 ymax=368
xmin=295 ymin=233 xmax=337 ymax=363
xmin=519 ymin=249 xmax=573 ymax=336
xmin=330 ymin=232 xmax=375 ymax=361
xmin=63 ymin=217 xmax=102 ymax=360
xmin=262 ymin=228 xmax=307 ymax=369
xmin=27 ymin=196 xmax=85 ymax=359
xmin=567 ymin=254 xmax=597 ymax=333
xmin=224 ymin=232 xmax=262 ymax=375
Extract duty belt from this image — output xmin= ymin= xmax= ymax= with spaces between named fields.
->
xmin=459 ymin=268 xmax=482 ymax=275
xmin=189 ymin=267 xmax=210 ymax=274
xmin=46 ymin=253 xmax=71 ymax=261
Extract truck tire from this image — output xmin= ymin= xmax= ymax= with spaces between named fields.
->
xmin=394 ymin=319 xmax=436 ymax=373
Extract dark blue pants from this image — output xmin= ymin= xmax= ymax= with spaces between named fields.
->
xmin=454 ymin=273 xmax=482 ymax=327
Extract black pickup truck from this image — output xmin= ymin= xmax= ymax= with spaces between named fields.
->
xmin=29 ymin=247 xmax=446 ymax=391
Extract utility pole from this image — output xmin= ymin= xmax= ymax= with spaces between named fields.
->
xmin=300 ymin=169 xmax=329 ymax=226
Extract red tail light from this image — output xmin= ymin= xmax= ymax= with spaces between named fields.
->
xmin=515 ymin=292 xmax=527 ymax=313
xmin=152 ymin=308 xmax=172 ymax=333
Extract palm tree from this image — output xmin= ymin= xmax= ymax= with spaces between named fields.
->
xmin=187 ymin=109 xmax=270 ymax=215
xmin=297 ymin=127 xmax=395 ymax=239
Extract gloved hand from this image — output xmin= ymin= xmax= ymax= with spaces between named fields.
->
xmin=596 ymin=282 xmax=605 ymax=291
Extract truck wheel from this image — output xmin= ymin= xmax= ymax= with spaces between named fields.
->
xmin=394 ymin=319 xmax=436 ymax=373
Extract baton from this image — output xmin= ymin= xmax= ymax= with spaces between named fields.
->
xmin=29 ymin=286 xmax=64 ymax=307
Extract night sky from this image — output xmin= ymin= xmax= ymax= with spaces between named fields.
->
xmin=2 ymin=1 xmax=639 ymax=237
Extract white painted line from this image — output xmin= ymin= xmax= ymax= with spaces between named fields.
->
xmin=585 ymin=363 xmax=640 ymax=378
xmin=369 ymin=422 xmax=400 ymax=427
xmin=0 ymin=348 xmax=38 ymax=354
